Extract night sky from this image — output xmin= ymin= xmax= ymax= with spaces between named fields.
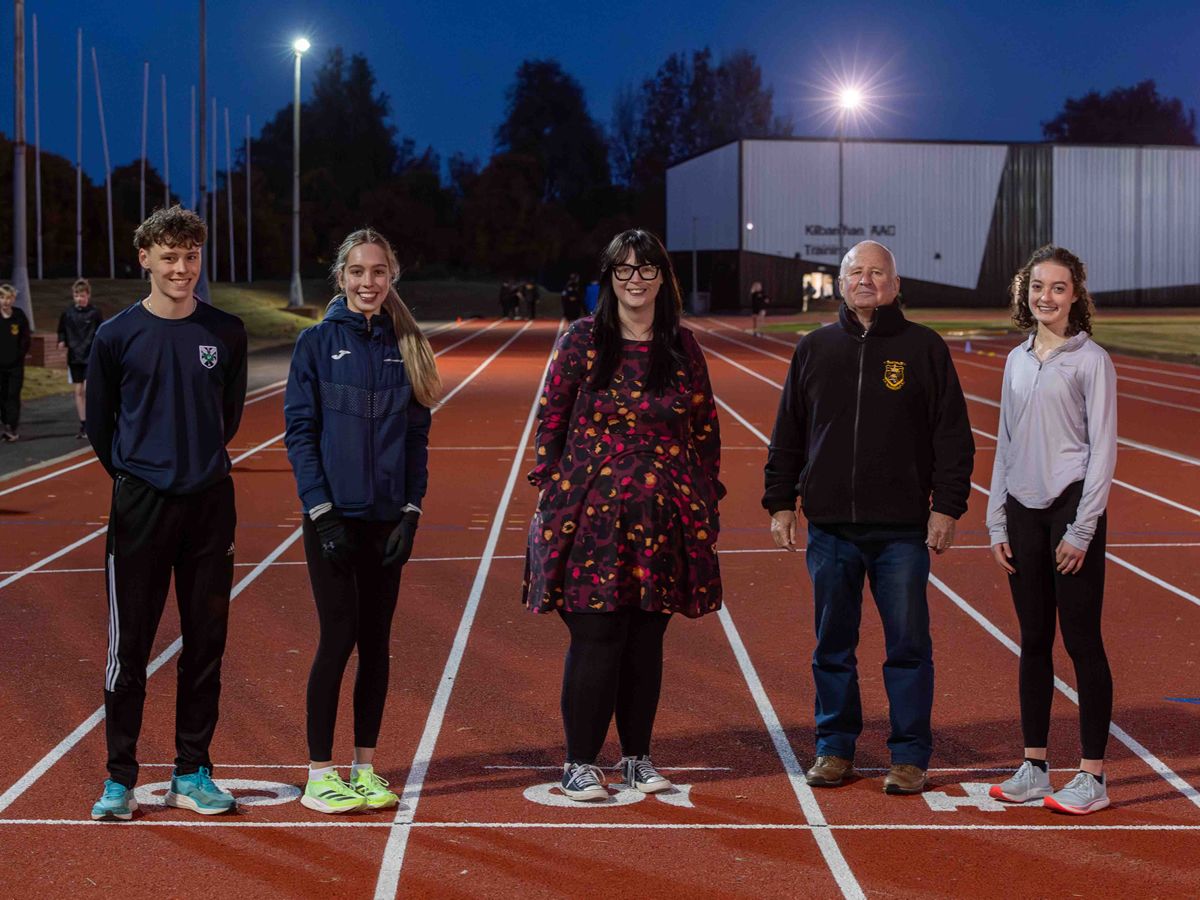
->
xmin=3 ymin=0 xmax=1199 ymax=185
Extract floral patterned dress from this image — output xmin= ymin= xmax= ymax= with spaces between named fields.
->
xmin=523 ymin=318 xmax=725 ymax=618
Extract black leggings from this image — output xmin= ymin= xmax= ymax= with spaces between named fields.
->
xmin=1005 ymin=482 xmax=1112 ymax=760
xmin=558 ymin=608 xmax=671 ymax=764
xmin=302 ymin=517 xmax=403 ymax=761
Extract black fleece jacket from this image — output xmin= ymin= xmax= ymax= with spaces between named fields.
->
xmin=762 ymin=301 xmax=974 ymax=526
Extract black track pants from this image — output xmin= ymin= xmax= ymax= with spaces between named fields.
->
xmin=1006 ymin=481 xmax=1112 ymax=760
xmin=103 ymin=475 xmax=236 ymax=788
xmin=0 ymin=364 xmax=23 ymax=430
xmin=302 ymin=517 xmax=403 ymax=762
xmin=558 ymin=608 xmax=672 ymax=764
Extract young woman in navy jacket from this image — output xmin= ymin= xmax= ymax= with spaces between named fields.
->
xmin=284 ymin=228 xmax=441 ymax=813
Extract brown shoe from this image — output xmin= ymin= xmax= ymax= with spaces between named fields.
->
xmin=883 ymin=764 xmax=927 ymax=794
xmin=805 ymin=755 xmax=854 ymax=787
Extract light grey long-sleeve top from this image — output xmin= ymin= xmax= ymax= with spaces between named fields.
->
xmin=986 ymin=332 xmax=1117 ymax=551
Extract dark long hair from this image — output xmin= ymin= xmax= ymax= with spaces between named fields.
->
xmin=1010 ymin=245 xmax=1094 ymax=336
xmin=590 ymin=229 xmax=685 ymax=394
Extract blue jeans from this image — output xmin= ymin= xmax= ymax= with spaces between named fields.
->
xmin=806 ymin=524 xmax=933 ymax=768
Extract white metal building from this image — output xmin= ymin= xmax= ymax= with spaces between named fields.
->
xmin=666 ymin=138 xmax=1200 ymax=309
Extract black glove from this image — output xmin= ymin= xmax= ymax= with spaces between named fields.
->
xmin=383 ymin=510 xmax=421 ymax=567
xmin=313 ymin=513 xmax=352 ymax=567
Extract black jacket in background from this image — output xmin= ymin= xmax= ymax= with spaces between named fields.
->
xmin=57 ymin=304 xmax=104 ymax=365
xmin=0 ymin=308 xmax=32 ymax=367
xmin=763 ymin=301 xmax=974 ymax=526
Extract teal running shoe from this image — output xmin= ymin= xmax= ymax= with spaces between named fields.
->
xmin=165 ymin=766 xmax=236 ymax=815
xmin=91 ymin=779 xmax=138 ymax=821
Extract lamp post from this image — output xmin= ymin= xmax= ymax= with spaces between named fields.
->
xmin=836 ymin=86 xmax=862 ymax=265
xmin=288 ymin=37 xmax=310 ymax=309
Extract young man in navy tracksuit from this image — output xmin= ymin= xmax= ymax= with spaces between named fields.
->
xmin=285 ymin=228 xmax=438 ymax=814
xmin=85 ymin=206 xmax=248 ymax=820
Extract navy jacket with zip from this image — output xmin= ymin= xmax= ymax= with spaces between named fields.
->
xmin=763 ymin=301 xmax=974 ymax=525
xmin=284 ymin=297 xmax=431 ymax=521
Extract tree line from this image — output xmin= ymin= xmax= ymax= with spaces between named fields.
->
xmin=2 ymin=53 xmax=1195 ymax=288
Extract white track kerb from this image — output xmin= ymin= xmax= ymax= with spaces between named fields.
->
xmin=695 ymin=327 xmax=1200 ymax=816
xmin=373 ymin=322 xmax=561 ymax=899
xmin=0 ymin=321 xmax=517 ymax=816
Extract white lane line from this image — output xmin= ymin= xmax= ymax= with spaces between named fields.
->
xmin=0 ymin=429 xmax=285 ymax=591
xmin=971 ymin=426 xmax=1200 ymax=519
xmin=373 ymin=324 xmax=558 ymax=900
xmin=963 ymin=393 xmax=1200 ymax=467
xmin=694 ymin=329 xmax=1200 ymax=464
xmin=717 ymin=603 xmax=865 ymax=900
xmin=0 ymin=527 xmax=109 ymax=591
xmin=695 ymin=319 xmax=791 ymax=363
xmin=0 ymin=447 xmax=93 ymax=486
xmin=9 ymin=542 xmax=1200 ymax=578
xmin=1 ymin=819 xmax=1198 ymax=831
xmin=929 ymin=573 xmax=1200 ymax=811
xmin=433 ymin=322 xmax=532 ymax=412
xmin=244 ymin=387 xmax=285 ymax=406
xmin=700 ymin=316 xmax=809 ymax=351
xmin=705 ymin=401 xmax=865 ymax=896
xmin=1106 ymin=554 xmax=1200 ymax=609
xmin=432 ymin=317 xmax=503 ymax=359
xmin=970 ymin=481 xmax=1200 ymax=610
xmin=0 ymin=526 xmax=303 ymax=815
xmin=482 ymin=765 xmax=733 ymax=772
xmin=0 ymin=457 xmax=97 ymax=498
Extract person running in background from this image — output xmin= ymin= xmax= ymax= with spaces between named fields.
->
xmin=86 ymin=206 xmax=247 ymax=821
xmin=560 ymin=273 xmax=582 ymax=321
xmin=524 ymin=228 xmax=725 ymax=802
xmin=987 ymin=245 xmax=1117 ymax=816
xmin=0 ymin=284 xmax=31 ymax=442
xmin=58 ymin=278 xmax=105 ymax=439
xmin=749 ymin=280 xmax=770 ymax=337
xmin=285 ymin=228 xmax=440 ymax=814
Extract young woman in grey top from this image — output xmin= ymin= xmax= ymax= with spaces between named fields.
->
xmin=985 ymin=245 xmax=1117 ymax=816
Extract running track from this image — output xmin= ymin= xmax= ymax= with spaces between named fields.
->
xmin=0 ymin=316 xmax=1197 ymax=898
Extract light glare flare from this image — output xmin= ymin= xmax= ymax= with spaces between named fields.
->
xmin=839 ymin=87 xmax=863 ymax=110
xmin=293 ymin=37 xmax=311 ymax=54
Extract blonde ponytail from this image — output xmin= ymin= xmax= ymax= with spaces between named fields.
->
xmin=385 ymin=287 xmax=442 ymax=408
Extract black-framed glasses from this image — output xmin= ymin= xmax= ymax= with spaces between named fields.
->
xmin=612 ymin=264 xmax=660 ymax=282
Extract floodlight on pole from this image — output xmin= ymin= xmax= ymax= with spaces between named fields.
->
xmin=288 ymin=36 xmax=310 ymax=308
xmin=834 ymin=83 xmax=867 ymax=267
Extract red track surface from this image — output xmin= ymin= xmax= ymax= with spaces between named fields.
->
xmin=1 ymin=315 xmax=1198 ymax=898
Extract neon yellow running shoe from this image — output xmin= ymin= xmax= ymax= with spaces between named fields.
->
xmin=300 ymin=771 xmax=367 ymax=814
xmin=350 ymin=766 xmax=400 ymax=810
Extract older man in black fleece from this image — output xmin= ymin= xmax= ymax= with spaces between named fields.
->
xmin=763 ymin=240 xmax=974 ymax=796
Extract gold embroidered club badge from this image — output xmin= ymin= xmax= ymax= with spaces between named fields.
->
xmin=883 ymin=360 xmax=905 ymax=391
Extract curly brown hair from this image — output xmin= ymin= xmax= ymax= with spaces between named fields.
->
xmin=133 ymin=205 xmax=207 ymax=251
xmin=1010 ymin=245 xmax=1094 ymax=335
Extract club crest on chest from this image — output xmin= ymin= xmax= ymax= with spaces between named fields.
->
xmin=883 ymin=359 xmax=905 ymax=391
xmin=199 ymin=345 xmax=218 ymax=369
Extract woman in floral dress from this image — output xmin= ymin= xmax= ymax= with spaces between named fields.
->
xmin=524 ymin=229 xmax=725 ymax=801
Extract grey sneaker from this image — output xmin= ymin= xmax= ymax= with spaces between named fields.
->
xmin=989 ymin=761 xmax=1052 ymax=803
xmin=620 ymin=755 xmax=671 ymax=794
xmin=1044 ymin=771 xmax=1110 ymax=815
xmin=560 ymin=763 xmax=608 ymax=802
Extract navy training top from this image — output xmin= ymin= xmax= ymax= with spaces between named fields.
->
xmin=283 ymin=297 xmax=432 ymax=521
xmin=85 ymin=299 xmax=248 ymax=495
